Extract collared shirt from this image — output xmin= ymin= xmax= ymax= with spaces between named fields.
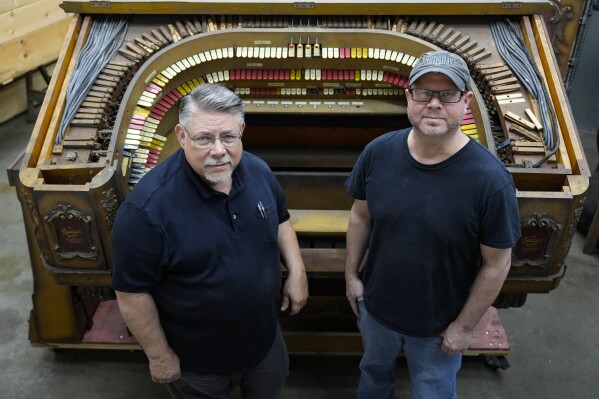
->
xmin=112 ymin=149 xmax=289 ymax=374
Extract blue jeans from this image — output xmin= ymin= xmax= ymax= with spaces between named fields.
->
xmin=357 ymin=299 xmax=461 ymax=399
xmin=166 ymin=324 xmax=289 ymax=399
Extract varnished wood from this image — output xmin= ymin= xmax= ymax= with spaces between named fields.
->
xmin=299 ymin=248 xmax=345 ymax=275
xmin=15 ymin=2 xmax=589 ymax=350
xmin=542 ymin=0 xmax=589 ymax=77
xmin=38 ymin=18 xmax=95 ymax=170
xmin=290 ymin=209 xmax=349 ymax=236
xmin=530 ymin=14 xmax=590 ymax=177
xmin=20 ymin=14 xmax=81 ymax=175
xmin=60 ymin=0 xmax=554 ymax=16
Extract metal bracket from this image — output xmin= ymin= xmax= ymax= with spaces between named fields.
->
xmin=501 ymin=2 xmax=523 ymax=8
xmin=90 ymin=1 xmax=111 ymax=8
xmin=294 ymin=2 xmax=315 ymax=9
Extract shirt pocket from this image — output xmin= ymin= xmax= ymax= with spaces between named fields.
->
xmin=255 ymin=202 xmax=278 ymax=242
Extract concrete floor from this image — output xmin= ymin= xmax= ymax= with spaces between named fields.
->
xmin=2 ymin=112 xmax=599 ymax=399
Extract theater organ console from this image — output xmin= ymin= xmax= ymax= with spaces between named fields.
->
xmin=13 ymin=1 xmax=589 ymax=355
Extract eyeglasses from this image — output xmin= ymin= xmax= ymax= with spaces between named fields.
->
xmin=181 ymin=126 xmax=242 ymax=148
xmin=408 ymin=88 xmax=465 ymax=103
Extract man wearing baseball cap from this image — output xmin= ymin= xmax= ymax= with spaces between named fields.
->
xmin=345 ymin=50 xmax=521 ymax=398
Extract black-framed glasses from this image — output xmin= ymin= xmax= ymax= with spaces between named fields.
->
xmin=408 ymin=88 xmax=465 ymax=103
xmin=181 ymin=126 xmax=242 ymax=148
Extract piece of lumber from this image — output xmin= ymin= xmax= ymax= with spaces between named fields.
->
xmin=0 ymin=0 xmax=38 ymax=14
xmin=0 ymin=0 xmax=67 ymax=44
xmin=0 ymin=16 xmax=71 ymax=84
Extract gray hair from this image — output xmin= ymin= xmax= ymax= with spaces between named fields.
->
xmin=178 ymin=83 xmax=245 ymax=128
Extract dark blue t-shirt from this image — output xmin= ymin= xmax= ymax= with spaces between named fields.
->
xmin=111 ymin=149 xmax=289 ymax=374
xmin=346 ymin=128 xmax=521 ymax=336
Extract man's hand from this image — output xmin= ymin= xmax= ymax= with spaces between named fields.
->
xmin=345 ymin=275 xmax=364 ymax=317
xmin=148 ymin=347 xmax=181 ymax=384
xmin=281 ymin=271 xmax=308 ymax=315
xmin=441 ymin=321 xmax=474 ymax=355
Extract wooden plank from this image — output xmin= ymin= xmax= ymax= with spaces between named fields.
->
xmin=0 ymin=0 xmax=68 ymax=44
xmin=519 ymin=16 xmax=571 ymax=172
xmin=20 ymin=14 xmax=81 ymax=173
xmin=59 ymin=0 xmax=553 ymax=16
xmin=36 ymin=15 xmax=90 ymax=167
xmin=299 ymin=248 xmax=345 ymax=275
xmin=531 ymin=15 xmax=590 ymax=178
xmin=289 ymin=209 xmax=349 ymax=236
xmin=0 ymin=0 xmax=38 ymax=14
xmin=0 ymin=16 xmax=71 ymax=84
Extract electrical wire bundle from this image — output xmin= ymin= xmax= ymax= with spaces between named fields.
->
xmin=490 ymin=17 xmax=560 ymax=167
xmin=56 ymin=16 xmax=129 ymax=144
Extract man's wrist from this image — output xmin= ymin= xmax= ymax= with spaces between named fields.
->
xmin=345 ymin=270 xmax=360 ymax=280
xmin=286 ymin=265 xmax=306 ymax=276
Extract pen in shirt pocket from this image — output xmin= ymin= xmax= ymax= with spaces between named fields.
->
xmin=257 ymin=201 xmax=267 ymax=219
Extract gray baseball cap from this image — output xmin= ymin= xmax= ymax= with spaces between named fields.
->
xmin=408 ymin=50 xmax=470 ymax=90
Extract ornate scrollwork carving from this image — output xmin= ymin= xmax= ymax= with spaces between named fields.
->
xmin=520 ymin=213 xmax=562 ymax=230
xmin=545 ymin=0 xmax=581 ymax=76
xmin=100 ymin=188 xmax=119 ymax=226
xmin=22 ymin=191 xmax=45 ymax=249
xmin=548 ymin=0 xmax=572 ymax=24
xmin=560 ymin=205 xmax=583 ymax=260
xmin=513 ymin=213 xmax=562 ymax=267
xmin=549 ymin=0 xmax=574 ymax=55
xmin=44 ymin=204 xmax=98 ymax=260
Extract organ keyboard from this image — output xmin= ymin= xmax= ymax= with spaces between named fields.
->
xmin=14 ymin=0 xmax=589 ymax=353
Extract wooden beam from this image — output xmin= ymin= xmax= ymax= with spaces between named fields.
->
xmin=0 ymin=0 xmax=38 ymax=14
xmin=289 ymin=209 xmax=349 ymax=237
xmin=0 ymin=0 xmax=68 ymax=44
xmin=20 ymin=14 xmax=81 ymax=172
xmin=59 ymin=0 xmax=554 ymax=16
xmin=0 ymin=16 xmax=72 ymax=84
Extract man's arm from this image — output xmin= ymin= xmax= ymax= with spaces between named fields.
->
xmin=115 ymin=291 xmax=181 ymax=383
xmin=278 ymin=220 xmax=309 ymax=315
xmin=344 ymin=199 xmax=371 ymax=317
xmin=441 ymin=244 xmax=512 ymax=354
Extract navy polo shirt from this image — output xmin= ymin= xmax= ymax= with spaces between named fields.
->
xmin=111 ymin=149 xmax=289 ymax=374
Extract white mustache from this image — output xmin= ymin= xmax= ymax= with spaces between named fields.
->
xmin=204 ymin=154 xmax=232 ymax=167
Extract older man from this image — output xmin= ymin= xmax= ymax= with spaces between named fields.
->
xmin=112 ymin=83 xmax=308 ymax=398
xmin=345 ymin=50 xmax=521 ymax=398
